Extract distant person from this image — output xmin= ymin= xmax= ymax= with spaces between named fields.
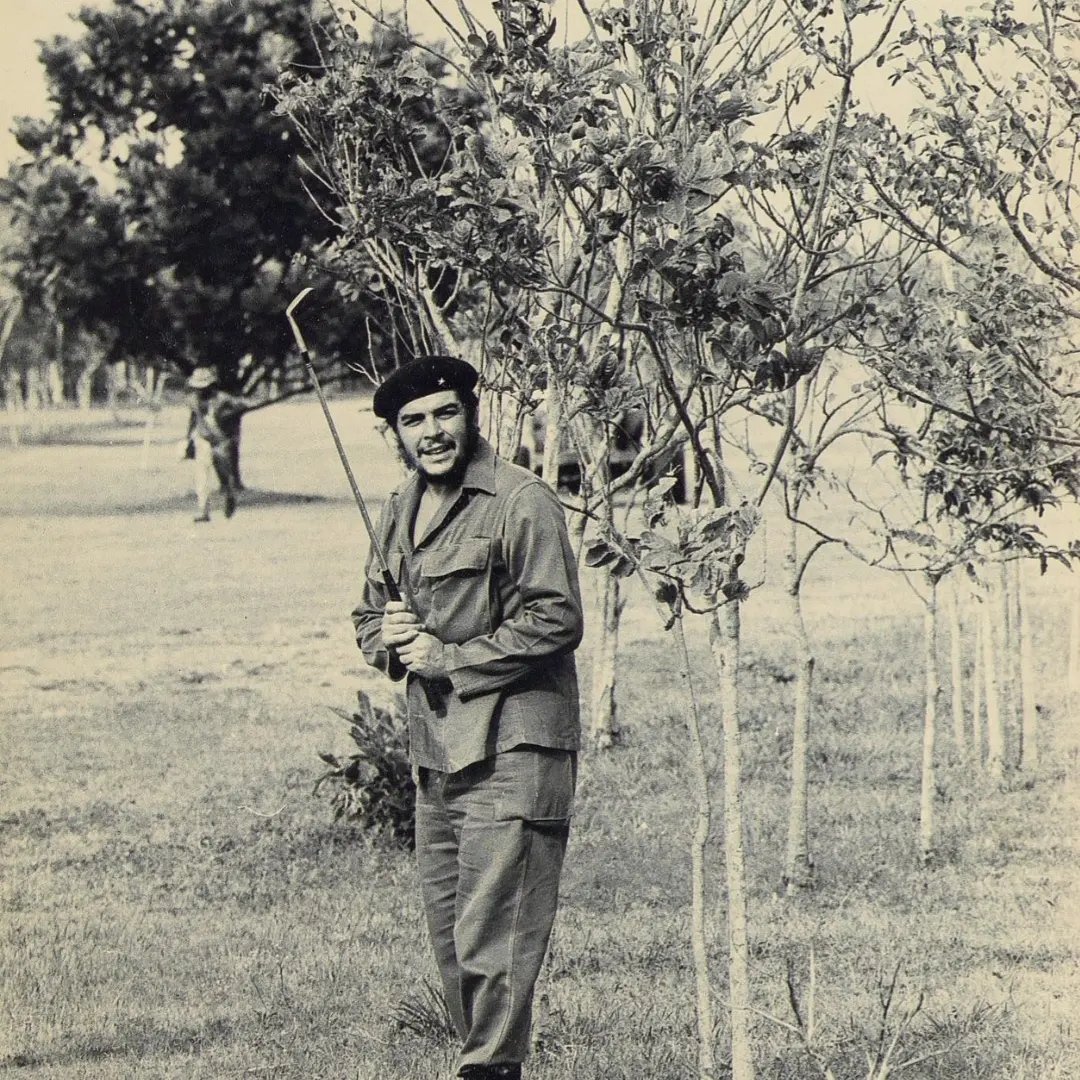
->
xmin=184 ymin=367 xmax=246 ymax=523
xmin=352 ymin=355 xmax=584 ymax=1080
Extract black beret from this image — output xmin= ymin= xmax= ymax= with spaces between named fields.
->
xmin=372 ymin=355 xmax=479 ymax=422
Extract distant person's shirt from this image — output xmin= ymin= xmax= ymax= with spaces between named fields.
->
xmin=190 ymin=392 xmax=245 ymax=448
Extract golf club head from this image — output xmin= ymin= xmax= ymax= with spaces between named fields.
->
xmin=286 ymin=286 xmax=314 ymax=321
xmin=285 ymin=286 xmax=314 ymax=353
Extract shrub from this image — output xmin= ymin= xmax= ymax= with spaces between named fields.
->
xmin=314 ymin=689 xmax=415 ymax=848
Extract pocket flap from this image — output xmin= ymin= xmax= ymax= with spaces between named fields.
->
xmin=366 ymin=551 xmax=405 ymax=587
xmin=421 ymin=539 xmax=489 ymax=579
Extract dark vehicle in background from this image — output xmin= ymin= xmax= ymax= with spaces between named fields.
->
xmin=514 ymin=408 xmax=690 ymax=502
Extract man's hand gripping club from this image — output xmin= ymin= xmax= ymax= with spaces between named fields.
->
xmin=382 ymin=601 xmax=450 ymax=681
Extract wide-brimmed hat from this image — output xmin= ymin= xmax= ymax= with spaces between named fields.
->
xmin=187 ymin=367 xmax=219 ymax=390
xmin=372 ymin=355 xmax=479 ymax=422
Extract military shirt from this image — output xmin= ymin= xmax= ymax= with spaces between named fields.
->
xmin=189 ymin=391 xmax=245 ymax=447
xmin=352 ymin=438 xmax=583 ymax=772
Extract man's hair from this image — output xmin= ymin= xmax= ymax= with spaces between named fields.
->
xmin=390 ymin=387 xmax=479 ymax=432
xmin=458 ymin=387 xmax=480 ymax=420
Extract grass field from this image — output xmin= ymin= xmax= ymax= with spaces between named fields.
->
xmin=2 ymin=400 xmax=1078 ymax=1079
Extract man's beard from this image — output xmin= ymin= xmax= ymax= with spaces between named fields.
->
xmin=398 ymin=420 xmax=479 ymax=487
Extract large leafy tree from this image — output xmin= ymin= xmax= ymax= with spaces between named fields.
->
xmin=1 ymin=0 xmax=344 ymax=400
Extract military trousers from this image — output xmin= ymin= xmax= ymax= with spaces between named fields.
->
xmin=192 ymin=437 xmax=237 ymax=516
xmin=415 ymin=745 xmax=576 ymax=1073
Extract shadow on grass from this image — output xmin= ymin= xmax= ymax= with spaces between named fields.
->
xmin=229 ymin=488 xmax=332 ymax=510
xmin=1 ymin=1016 xmax=239 ymax=1071
xmin=127 ymin=488 xmax=336 ymax=517
xmin=5 ymin=487 xmax=340 ymax=519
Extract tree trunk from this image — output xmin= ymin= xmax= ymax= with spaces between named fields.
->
xmin=971 ymin=596 xmax=983 ymax=769
xmin=709 ymin=599 xmax=754 ymax=1080
xmin=781 ymin=516 xmax=814 ymax=893
xmin=48 ymin=317 xmax=66 ymax=404
xmin=946 ymin=575 xmax=966 ymax=755
xmin=589 ymin=570 xmax=623 ymax=749
xmin=1070 ymin=572 xmax=1080 ymax=729
xmin=0 ymin=297 xmax=23 ymax=419
xmin=3 ymin=368 xmax=23 ymax=447
xmin=2 ymin=368 xmax=22 ymax=411
xmin=107 ymin=361 xmax=126 ymax=411
xmin=47 ymin=361 xmax=65 ymax=405
xmin=920 ymin=576 xmax=941 ymax=865
xmin=997 ymin=563 xmax=1017 ymax=757
xmin=577 ymin=412 xmax=623 ymax=748
xmin=981 ymin=586 xmax=1006 ymax=782
xmin=1016 ymin=561 xmax=1038 ymax=772
xmin=541 ymin=376 xmax=563 ymax=490
xmin=674 ymin=618 xmax=717 ymax=1080
xmin=76 ymin=352 xmax=103 ymax=409
xmin=24 ymin=366 xmax=45 ymax=410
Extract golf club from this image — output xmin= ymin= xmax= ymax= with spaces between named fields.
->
xmin=285 ymin=287 xmax=409 ymax=606
xmin=286 ymin=287 xmax=445 ymax=716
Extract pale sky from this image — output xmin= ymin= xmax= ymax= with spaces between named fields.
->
xmin=0 ymin=0 xmax=103 ymax=166
xmin=0 ymin=0 xmax=597 ymax=170
xmin=0 ymin=0 xmax=960 ymax=172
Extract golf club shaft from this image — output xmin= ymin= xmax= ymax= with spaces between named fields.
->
xmin=286 ymin=292 xmax=444 ymax=714
xmin=284 ymin=294 xmax=401 ymax=590
xmin=299 ymin=353 xmax=408 ymax=602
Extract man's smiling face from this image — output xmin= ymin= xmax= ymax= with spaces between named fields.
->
xmin=395 ymin=389 xmax=475 ymax=488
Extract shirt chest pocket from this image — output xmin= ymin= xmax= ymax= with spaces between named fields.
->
xmin=419 ymin=538 xmax=493 ymax=643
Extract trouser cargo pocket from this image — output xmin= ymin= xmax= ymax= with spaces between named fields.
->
xmin=491 ymin=745 xmax=576 ymax=824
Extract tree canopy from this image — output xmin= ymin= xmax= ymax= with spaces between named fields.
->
xmin=1 ymin=0 xmax=343 ymax=395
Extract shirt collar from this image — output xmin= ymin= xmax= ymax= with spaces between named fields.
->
xmin=459 ymin=437 xmax=497 ymax=496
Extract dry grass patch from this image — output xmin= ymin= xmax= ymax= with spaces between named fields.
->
xmin=2 ymin=403 xmax=1078 ymax=1078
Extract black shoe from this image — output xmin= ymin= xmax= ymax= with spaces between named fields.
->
xmin=458 ymin=1066 xmax=521 ymax=1080
xmin=224 ymin=492 xmax=237 ymax=518
xmin=194 ymin=514 xmax=211 ymax=523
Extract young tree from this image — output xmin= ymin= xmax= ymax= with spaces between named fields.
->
xmin=944 ymin=573 xmax=967 ymax=755
xmin=854 ymin=0 xmax=1080 ymax=776
xmin=715 ymin=0 xmax=913 ymax=890
xmin=840 ymin=325 xmax=1076 ymax=853
xmin=278 ymin=3 xmax=813 ymax=1075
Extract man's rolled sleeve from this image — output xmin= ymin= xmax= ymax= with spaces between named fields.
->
xmin=441 ymin=482 xmax=582 ymax=700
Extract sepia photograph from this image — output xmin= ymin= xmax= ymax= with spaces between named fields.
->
xmin=1 ymin=1 xmax=1078 ymax=1077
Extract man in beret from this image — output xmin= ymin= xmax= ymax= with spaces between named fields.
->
xmin=352 ymin=355 xmax=583 ymax=1080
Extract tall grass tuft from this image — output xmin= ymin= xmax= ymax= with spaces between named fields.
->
xmin=389 ymin=979 xmax=457 ymax=1045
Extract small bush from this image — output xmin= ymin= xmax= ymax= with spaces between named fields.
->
xmin=314 ymin=690 xmax=415 ymax=848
